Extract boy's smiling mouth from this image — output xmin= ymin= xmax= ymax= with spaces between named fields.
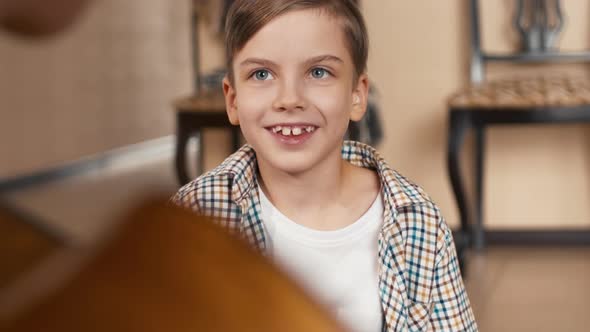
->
xmin=265 ymin=123 xmax=318 ymax=145
xmin=268 ymin=124 xmax=316 ymax=136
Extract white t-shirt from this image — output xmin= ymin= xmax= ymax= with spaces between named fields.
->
xmin=259 ymin=187 xmax=384 ymax=332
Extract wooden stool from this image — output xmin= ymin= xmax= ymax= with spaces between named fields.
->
xmin=173 ymin=92 xmax=240 ymax=186
xmin=0 ymin=202 xmax=61 ymax=290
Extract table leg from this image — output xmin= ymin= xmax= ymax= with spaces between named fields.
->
xmin=194 ymin=130 xmax=204 ymax=177
xmin=231 ymin=126 xmax=241 ymax=152
xmin=348 ymin=121 xmax=360 ymax=141
xmin=474 ymin=125 xmax=486 ymax=250
xmin=447 ymin=111 xmax=473 ymax=274
xmin=175 ymin=113 xmax=194 ymax=186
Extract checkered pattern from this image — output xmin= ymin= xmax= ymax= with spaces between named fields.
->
xmin=172 ymin=141 xmax=478 ymax=331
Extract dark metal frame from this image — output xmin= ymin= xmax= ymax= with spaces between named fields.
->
xmin=448 ymin=0 xmax=590 ymax=269
xmin=469 ymin=0 xmax=590 ymax=83
xmin=484 ymin=229 xmax=590 ymax=246
xmin=175 ymin=111 xmax=241 ymax=186
xmin=174 ymin=8 xmax=241 ymax=186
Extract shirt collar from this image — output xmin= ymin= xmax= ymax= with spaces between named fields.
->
xmin=217 ymin=141 xmax=428 ymax=215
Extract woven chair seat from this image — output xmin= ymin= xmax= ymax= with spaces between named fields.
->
xmin=173 ymin=91 xmax=226 ymax=113
xmin=448 ymin=75 xmax=590 ymax=109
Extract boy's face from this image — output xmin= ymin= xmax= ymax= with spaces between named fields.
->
xmin=223 ymin=9 xmax=368 ymax=175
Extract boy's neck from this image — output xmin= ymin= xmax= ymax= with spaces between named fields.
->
xmin=256 ymin=145 xmax=381 ymax=231
xmin=257 ymin=148 xmax=350 ymax=218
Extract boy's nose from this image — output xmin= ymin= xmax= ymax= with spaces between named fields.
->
xmin=272 ymin=80 xmax=306 ymax=111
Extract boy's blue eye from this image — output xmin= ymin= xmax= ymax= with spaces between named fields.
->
xmin=253 ymin=69 xmax=273 ymax=80
xmin=311 ymin=68 xmax=329 ymax=79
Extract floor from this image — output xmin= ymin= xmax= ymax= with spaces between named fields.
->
xmin=464 ymin=247 xmax=590 ymax=331
xmin=1 ymin=145 xmax=589 ymax=331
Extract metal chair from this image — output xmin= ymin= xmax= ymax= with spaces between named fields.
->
xmin=173 ymin=5 xmax=241 ymax=186
xmin=447 ymin=0 xmax=590 ymax=270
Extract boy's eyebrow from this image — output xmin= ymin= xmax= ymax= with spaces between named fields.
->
xmin=304 ymin=55 xmax=344 ymax=66
xmin=239 ymin=55 xmax=343 ymax=68
xmin=239 ymin=58 xmax=277 ymax=68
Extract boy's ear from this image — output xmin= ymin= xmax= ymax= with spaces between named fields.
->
xmin=350 ymin=73 xmax=369 ymax=122
xmin=223 ymin=76 xmax=240 ymax=125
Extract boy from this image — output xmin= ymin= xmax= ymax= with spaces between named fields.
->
xmin=172 ymin=0 xmax=477 ymax=331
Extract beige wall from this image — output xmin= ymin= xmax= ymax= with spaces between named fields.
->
xmin=0 ymin=0 xmax=192 ymax=178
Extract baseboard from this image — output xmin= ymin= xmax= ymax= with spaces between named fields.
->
xmin=0 ymin=136 xmax=175 ymax=193
xmin=484 ymin=230 xmax=590 ymax=246
xmin=453 ymin=229 xmax=590 ymax=246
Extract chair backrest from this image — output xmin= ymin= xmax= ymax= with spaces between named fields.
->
xmin=190 ymin=4 xmax=201 ymax=93
xmin=469 ymin=0 xmax=590 ymax=83
xmin=190 ymin=1 xmax=234 ymax=94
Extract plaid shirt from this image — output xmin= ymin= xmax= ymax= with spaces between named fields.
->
xmin=172 ymin=141 xmax=477 ymax=331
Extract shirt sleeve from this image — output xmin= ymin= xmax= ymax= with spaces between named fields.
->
xmin=169 ymin=182 xmax=201 ymax=214
xmin=428 ymin=217 xmax=478 ymax=331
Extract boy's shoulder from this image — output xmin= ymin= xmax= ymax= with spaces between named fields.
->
xmin=171 ymin=145 xmax=258 ymax=213
xmin=344 ymin=141 xmax=435 ymax=209
xmin=350 ymin=142 xmax=450 ymax=238
xmin=385 ymin=167 xmax=434 ymax=206
xmin=379 ymin=161 xmax=447 ymax=226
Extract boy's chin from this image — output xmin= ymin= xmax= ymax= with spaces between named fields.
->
xmin=257 ymin=150 xmax=322 ymax=176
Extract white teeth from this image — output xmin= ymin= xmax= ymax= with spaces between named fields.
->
xmin=271 ymin=125 xmax=315 ymax=135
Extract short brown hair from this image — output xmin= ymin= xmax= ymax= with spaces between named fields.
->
xmin=224 ymin=0 xmax=368 ymax=84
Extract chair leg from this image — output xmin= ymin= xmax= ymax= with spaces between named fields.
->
xmin=447 ymin=111 xmax=473 ymax=273
xmin=175 ymin=125 xmax=191 ymax=187
xmin=347 ymin=121 xmax=360 ymax=141
xmin=474 ymin=125 xmax=486 ymax=251
xmin=453 ymin=231 xmax=468 ymax=278
xmin=194 ymin=130 xmax=204 ymax=177
xmin=231 ymin=126 xmax=241 ymax=151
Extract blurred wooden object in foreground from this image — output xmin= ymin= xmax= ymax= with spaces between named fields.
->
xmin=0 ymin=198 xmax=345 ymax=332
xmin=0 ymin=0 xmax=91 ymax=37
xmin=0 ymin=204 xmax=61 ymax=290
